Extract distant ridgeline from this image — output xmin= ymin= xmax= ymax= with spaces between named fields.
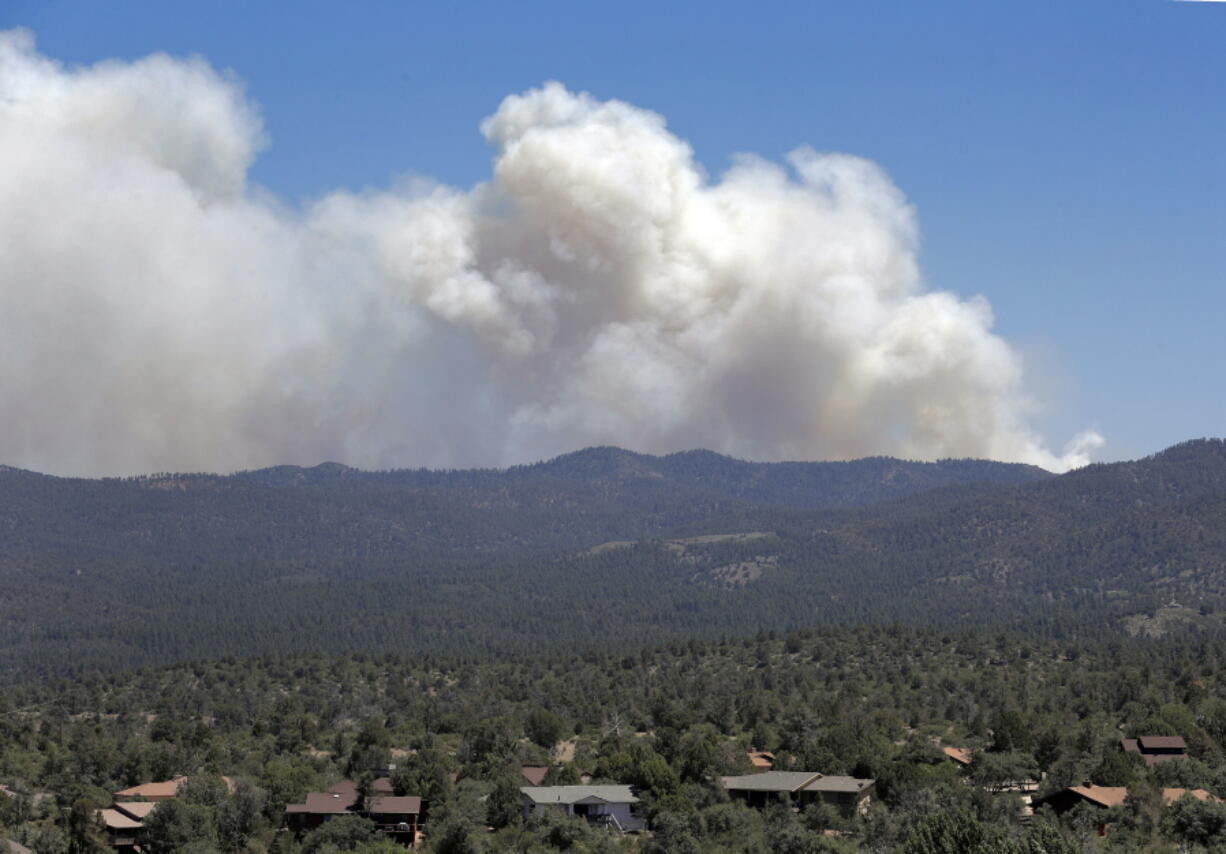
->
xmin=2 ymin=440 xmax=1226 ymax=676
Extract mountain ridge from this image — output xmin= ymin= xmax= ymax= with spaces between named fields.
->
xmin=2 ymin=439 xmax=1224 ymax=676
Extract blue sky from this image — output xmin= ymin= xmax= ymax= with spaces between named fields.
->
xmin=4 ymin=0 xmax=1223 ymax=463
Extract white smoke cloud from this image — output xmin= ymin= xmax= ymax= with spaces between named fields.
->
xmin=0 ymin=30 xmax=1102 ymax=476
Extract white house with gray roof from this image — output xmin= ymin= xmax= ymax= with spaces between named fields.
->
xmin=520 ymin=785 xmax=645 ymax=832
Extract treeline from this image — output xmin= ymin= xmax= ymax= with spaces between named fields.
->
xmin=6 ymin=625 xmax=1226 ymax=850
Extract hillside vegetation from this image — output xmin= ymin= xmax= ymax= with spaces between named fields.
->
xmin=3 ymin=440 xmax=1226 ymax=675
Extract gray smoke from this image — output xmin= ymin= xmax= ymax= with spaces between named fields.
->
xmin=0 ymin=30 xmax=1102 ymax=476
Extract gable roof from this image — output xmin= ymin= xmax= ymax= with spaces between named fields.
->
xmin=113 ymin=801 xmax=159 ymax=821
xmin=113 ymin=775 xmax=236 ymax=801
xmin=1139 ymin=736 xmax=1187 ymax=751
xmin=98 ymin=808 xmax=143 ymax=830
xmin=114 ymin=776 xmax=187 ymax=800
xmin=521 ymin=786 xmax=639 ymax=806
xmin=721 ymin=771 xmax=823 ymax=793
xmin=2 ymin=841 xmax=33 ymax=854
xmin=1046 ymin=784 xmax=1219 ymax=809
xmin=285 ymin=791 xmax=359 ymax=815
xmin=805 ymin=775 xmax=875 ymax=794
xmin=367 ymin=796 xmax=422 ymax=815
xmin=521 ymin=766 xmax=549 ymax=786
xmin=721 ymin=771 xmax=874 ymax=795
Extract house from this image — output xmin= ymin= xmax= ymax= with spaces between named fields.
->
xmin=284 ymin=782 xmax=422 ymax=844
xmin=720 ymin=771 xmax=875 ymax=816
xmin=2 ymin=840 xmax=33 ymax=854
xmin=520 ymin=785 xmax=645 ymax=833
xmin=97 ymin=803 xmax=150 ymax=852
xmin=97 ymin=789 xmax=197 ymax=850
xmin=747 ymin=751 xmax=775 ymax=772
xmin=366 ymin=796 xmax=422 ymax=844
xmin=1033 ymin=782 xmax=1219 ymax=817
xmin=284 ymin=791 xmax=359 ymax=834
xmin=1121 ymin=736 xmax=1188 ymax=766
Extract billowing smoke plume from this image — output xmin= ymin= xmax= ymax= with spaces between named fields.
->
xmin=0 ymin=30 xmax=1101 ymax=476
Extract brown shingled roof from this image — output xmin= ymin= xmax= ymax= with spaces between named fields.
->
xmin=285 ymin=791 xmax=358 ymax=815
xmin=1138 ymin=736 xmax=1187 ymax=751
xmin=521 ymin=766 xmax=549 ymax=786
xmin=367 ymin=796 xmax=422 ymax=815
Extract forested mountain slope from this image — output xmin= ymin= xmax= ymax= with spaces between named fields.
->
xmin=1 ymin=440 xmax=1224 ymax=676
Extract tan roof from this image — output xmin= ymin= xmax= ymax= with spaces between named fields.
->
xmin=1069 ymin=785 xmax=1129 ymax=808
xmin=1068 ymin=784 xmax=1219 ymax=808
xmin=748 ymin=752 xmax=774 ymax=770
xmin=115 ymin=776 xmax=187 ymax=800
xmin=114 ymin=801 xmax=158 ymax=820
xmin=1166 ymin=788 xmax=1219 ymax=804
xmin=942 ymin=747 xmax=973 ymax=765
xmin=367 ymin=796 xmax=422 ymax=815
xmin=721 ymin=771 xmax=823 ymax=793
xmin=2 ymin=841 xmax=33 ymax=854
xmin=113 ymin=775 xmax=235 ymax=801
xmin=805 ymin=775 xmax=874 ymax=794
xmin=98 ymin=808 xmax=144 ymax=830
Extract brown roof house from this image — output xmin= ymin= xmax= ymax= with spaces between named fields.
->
xmin=720 ymin=771 xmax=875 ymax=817
xmin=366 ymin=796 xmax=423 ymax=845
xmin=96 ymin=801 xmax=159 ymax=852
xmin=1120 ymin=736 xmax=1188 ymax=766
xmin=1033 ymin=782 xmax=1219 ymax=825
xmin=102 ymin=779 xmax=233 ymax=851
xmin=285 ymin=781 xmax=421 ymax=844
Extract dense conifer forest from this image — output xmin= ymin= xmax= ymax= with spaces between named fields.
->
xmin=6 ymin=626 xmax=1226 ymax=851
xmin=3 ymin=440 xmax=1226 ymax=676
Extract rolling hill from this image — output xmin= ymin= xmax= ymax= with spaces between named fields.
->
xmin=2 ymin=440 xmax=1224 ymax=676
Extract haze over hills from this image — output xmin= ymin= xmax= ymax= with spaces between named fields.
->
xmin=1 ymin=440 xmax=1224 ymax=677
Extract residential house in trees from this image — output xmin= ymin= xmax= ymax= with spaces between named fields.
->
xmin=520 ymin=786 xmax=645 ymax=833
xmin=1120 ymin=736 xmax=1189 ymax=766
xmin=720 ymin=771 xmax=875 ymax=816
